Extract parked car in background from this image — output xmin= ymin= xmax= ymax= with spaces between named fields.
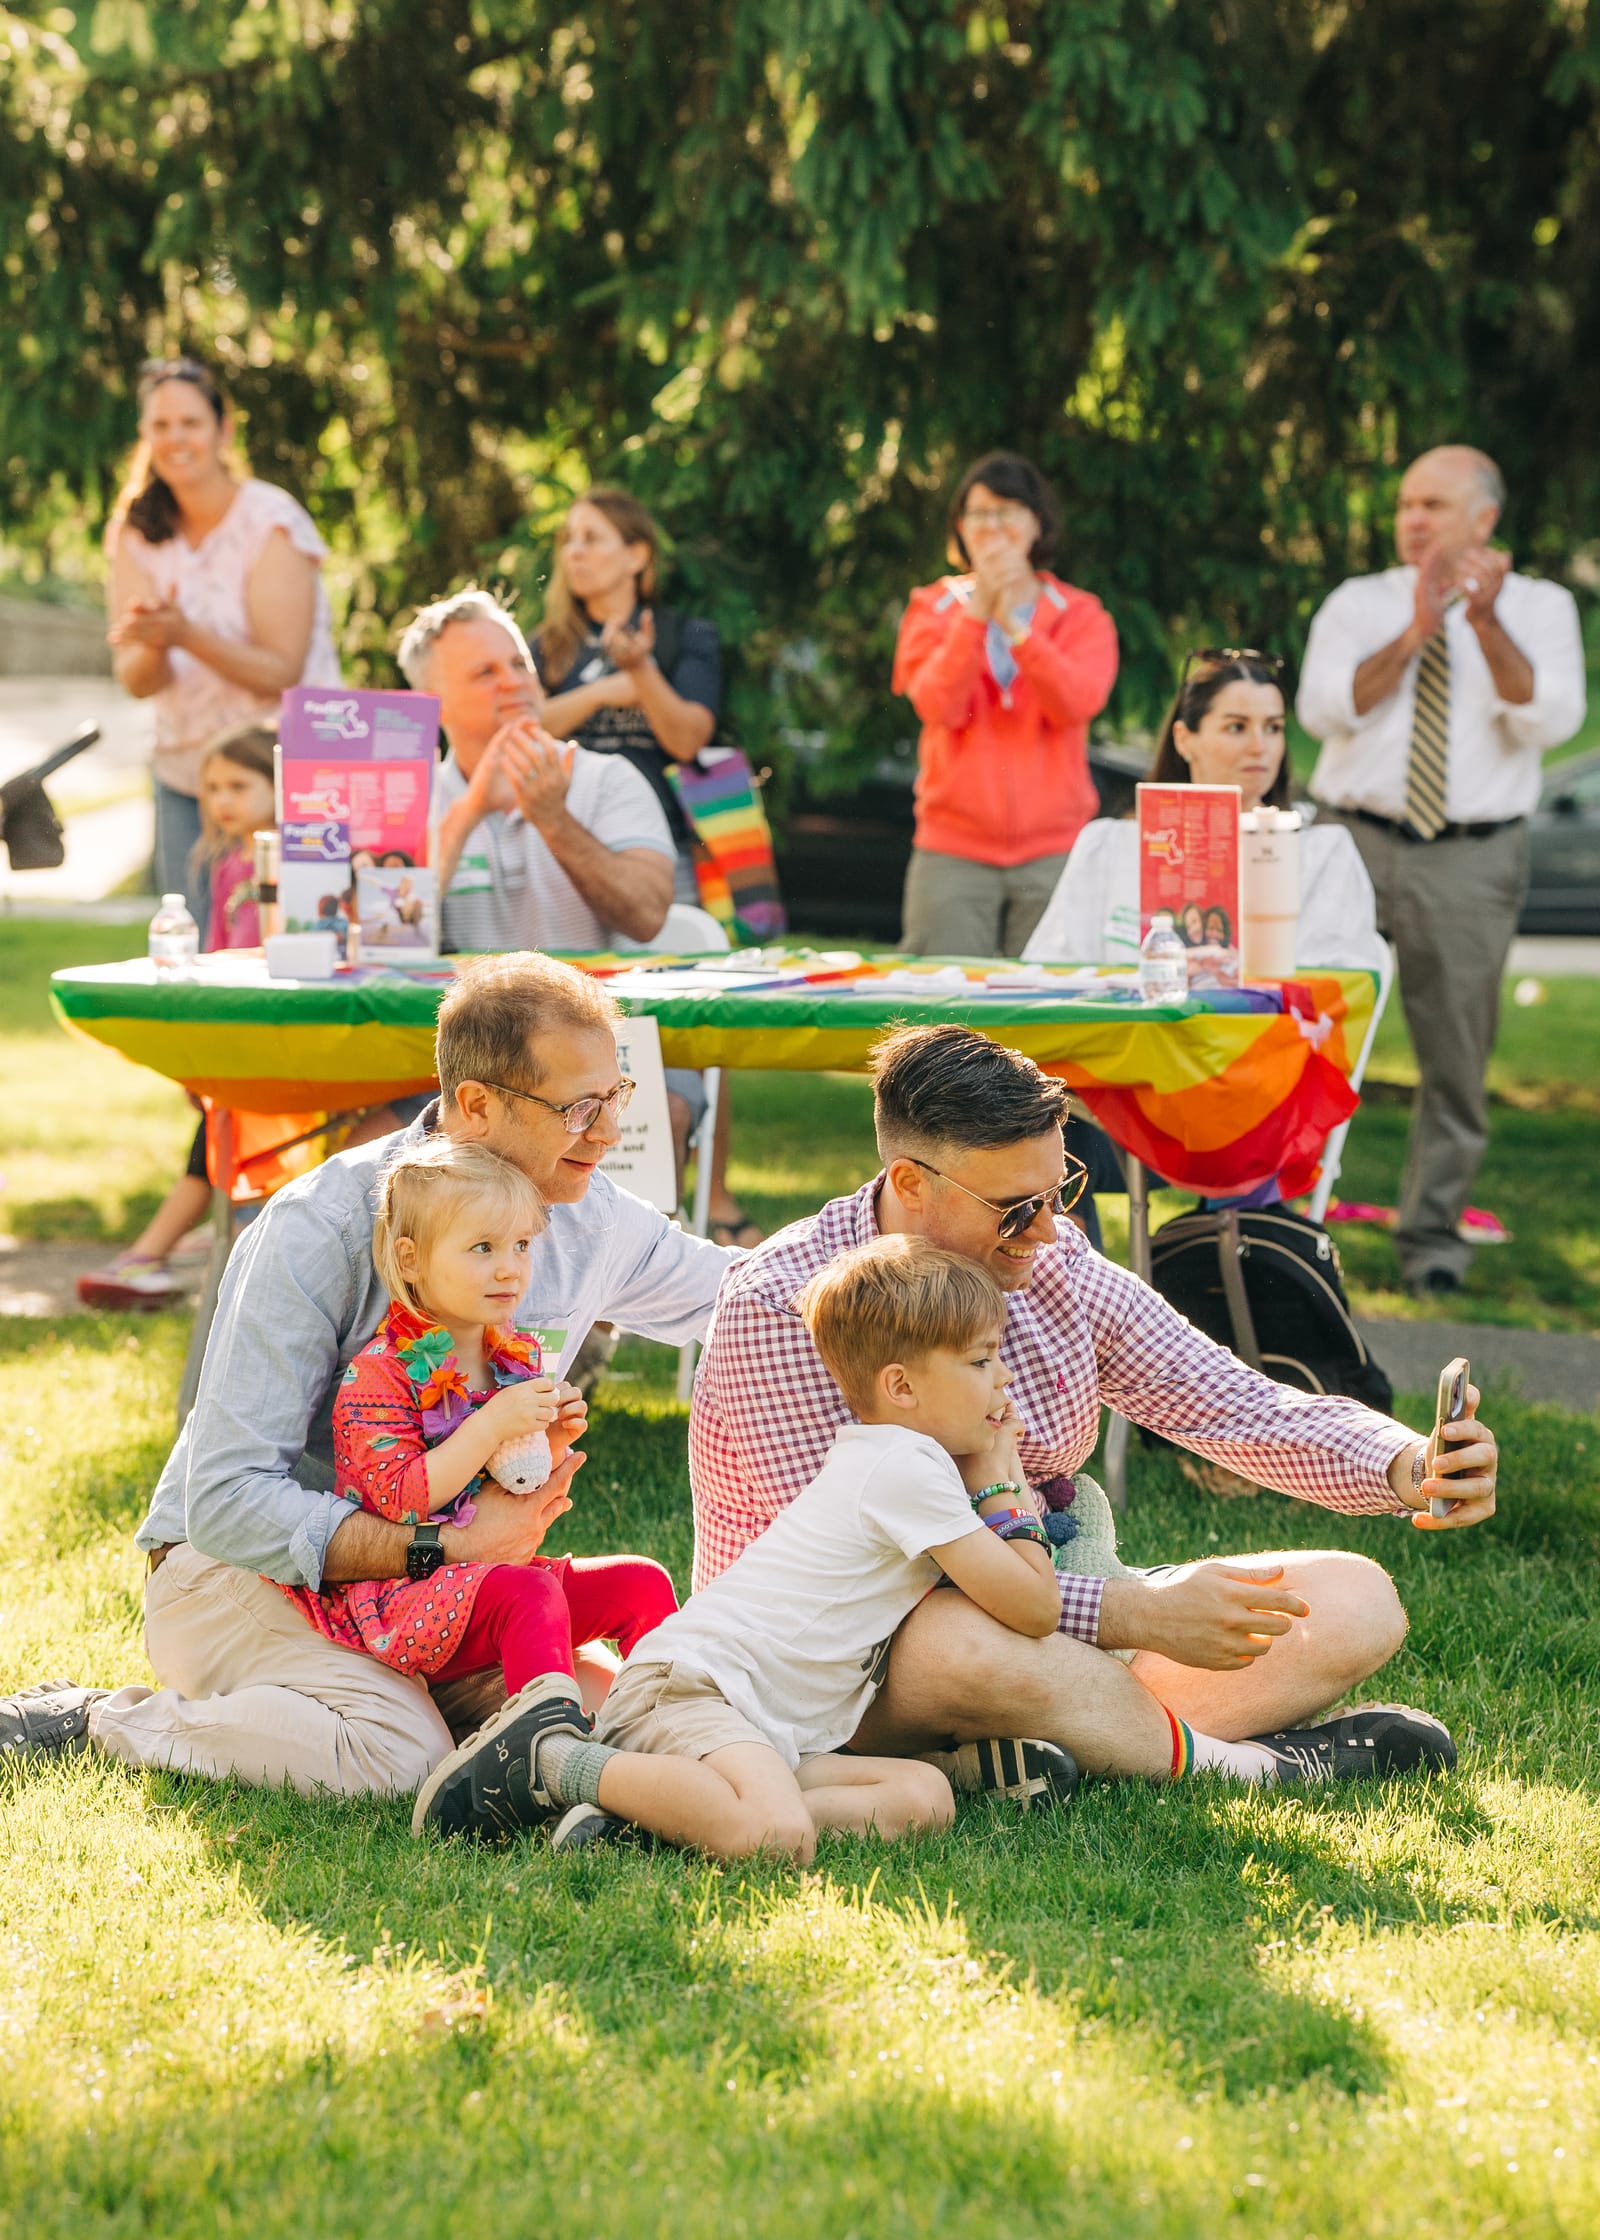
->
xmin=774 ymin=737 xmax=1151 ymax=942
xmin=1519 ymin=750 xmax=1600 ymax=933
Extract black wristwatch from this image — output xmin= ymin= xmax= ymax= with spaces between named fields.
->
xmin=405 ymin=1523 xmax=446 ymax=1581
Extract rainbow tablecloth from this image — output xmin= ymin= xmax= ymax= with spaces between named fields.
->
xmin=50 ymin=954 xmax=1376 ymax=1195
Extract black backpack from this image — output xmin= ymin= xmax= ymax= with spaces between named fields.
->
xmin=1148 ymin=1204 xmax=1393 ymax=1411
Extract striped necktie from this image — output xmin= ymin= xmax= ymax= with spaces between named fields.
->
xmin=1403 ymin=625 xmax=1451 ymax=840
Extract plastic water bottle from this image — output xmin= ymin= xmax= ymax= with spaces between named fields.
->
xmin=148 ymin=892 xmax=200 ymax=976
xmin=1137 ymin=911 xmax=1187 ymax=1005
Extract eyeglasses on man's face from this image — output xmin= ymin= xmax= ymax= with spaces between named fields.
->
xmin=483 ymin=1076 xmax=636 ymax=1135
xmin=909 ymin=1157 xmax=1089 ymax=1241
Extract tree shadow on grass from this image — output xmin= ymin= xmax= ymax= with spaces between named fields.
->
xmin=133 ymin=1764 xmax=1434 ymax=2114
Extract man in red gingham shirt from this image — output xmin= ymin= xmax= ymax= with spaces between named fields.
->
xmin=690 ymin=1025 xmax=1499 ymax=1784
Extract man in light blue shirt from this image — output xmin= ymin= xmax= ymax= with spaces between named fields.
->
xmin=5 ymin=954 xmax=733 ymax=1794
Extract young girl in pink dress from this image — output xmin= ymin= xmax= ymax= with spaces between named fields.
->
xmin=77 ymin=721 xmax=278 ymax=1311
xmin=279 ymin=1135 xmax=677 ymax=1702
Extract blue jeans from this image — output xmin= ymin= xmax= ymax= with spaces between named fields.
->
xmin=153 ymin=780 xmax=209 ymax=943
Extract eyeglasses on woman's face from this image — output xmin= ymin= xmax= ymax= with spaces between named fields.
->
xmin=961 ymin=500 xmax=1033 ymax=531
xmin=483 ymin=1076 xmax=636 ymax=1135
xmin=908 ymin=1157 xmax=1089 ymax=1241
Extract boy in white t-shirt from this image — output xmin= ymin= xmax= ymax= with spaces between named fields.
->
xmin=413 ymin=1237 xmax=1062 ymax=1858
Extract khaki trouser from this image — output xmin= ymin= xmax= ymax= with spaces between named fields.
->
xmin=88 ymin=1544 xmax=507 ymax=1797
xmin=901 ymin=847 xmax=1069 ymax=958
xmin=1320 ymin=810 xmax=1530 ymax=1285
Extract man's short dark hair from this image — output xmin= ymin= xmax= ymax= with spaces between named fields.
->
xmin=870 ymin=1024 xmax=1069 ymax=1163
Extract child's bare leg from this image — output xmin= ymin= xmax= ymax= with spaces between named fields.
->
xmin=796 ymin=1752 xmax=955 ymax=1841
xmin=573 ymin=1641 xmax=620 ymax=1719
xmin=124 ymin=1172 xmax=214 ymax=1265
xmin=595 ymin=1742 xmax=817 ymax=1862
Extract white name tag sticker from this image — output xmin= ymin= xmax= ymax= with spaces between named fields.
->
xmin=510 ymin=1320 xmax=570 ymax=1373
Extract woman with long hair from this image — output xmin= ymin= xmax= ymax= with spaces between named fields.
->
xmin=533 ymin=487 xmax=760 ymax=1249
xmin=1025 ymin=651 xmax=1380 ymax=972
xmin=105 ymin=356 xmax=340 ymax=932
xmin=534 ymin=488 xmax=721 ymax=890
xmin=891 ymin=450 xmax=1119 ymax=957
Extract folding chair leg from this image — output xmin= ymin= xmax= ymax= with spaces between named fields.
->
xmin=676 ymin=1065 xmax=724 ymax=1403
xmin=176 ymin=1186 xmax=235 ymax=1428
xmin=1100 ymin=1149 xmax=1149 ymax=1510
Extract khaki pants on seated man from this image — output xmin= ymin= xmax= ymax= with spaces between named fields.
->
xmin=2 ymin=954 xmax=737 ymax=1794
xmin=90 ymin=1547 xmax=506 ymax=1796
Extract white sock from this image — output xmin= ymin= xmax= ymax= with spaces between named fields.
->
xmin=1170 ymin=1712 xmax=1280 ymax=1784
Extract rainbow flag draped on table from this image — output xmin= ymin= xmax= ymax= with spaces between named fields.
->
xmin=49 ymin=954 xmax=1377 ymax=1202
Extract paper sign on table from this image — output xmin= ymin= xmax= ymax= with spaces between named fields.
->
xmin=356 ymin=865 xmax=438 ymax=957
xmin=276 ymin=686 xmax=440 ymax=935
xmin=602 ymin=1012 xmax=678 ymax=1215
xmin=1136 ymin=782 xmax=1242 ymax=989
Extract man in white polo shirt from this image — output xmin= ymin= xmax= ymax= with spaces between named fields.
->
xmin=398 ymin=585 xmax=707 ymax=1160
xmin=398 ymin=585 xmax=676 ymax=954
xmin=1298 ymin=446 xmax=1585 ymax=1293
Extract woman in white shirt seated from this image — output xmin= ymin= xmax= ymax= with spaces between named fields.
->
xmin=1024 ymin=650 xmax=1385 ymax=978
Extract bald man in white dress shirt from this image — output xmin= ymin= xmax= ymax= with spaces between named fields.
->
xmin=1298 ymin=446 xmax=1585 ymax=1292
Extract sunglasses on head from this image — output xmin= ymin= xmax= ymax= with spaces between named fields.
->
xmin=1179 ymin=645 xmax=1287 ymax=688
xmin=909 ymin=1157 xmax=1089 ymax=1240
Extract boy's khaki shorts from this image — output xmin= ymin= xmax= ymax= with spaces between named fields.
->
xmin=596 ymin=1660 xmax=775 ymax=1761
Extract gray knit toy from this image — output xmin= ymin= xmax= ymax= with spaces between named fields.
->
xmin=1042 ymin=1473 xmax=1131 ymax=1579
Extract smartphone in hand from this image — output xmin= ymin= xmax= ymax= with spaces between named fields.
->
xmin=1428 ymin=1356 xmax=1471 ymax=1519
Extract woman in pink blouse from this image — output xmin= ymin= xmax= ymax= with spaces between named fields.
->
xmin=105 ymin=356 xmax=340 ymax=934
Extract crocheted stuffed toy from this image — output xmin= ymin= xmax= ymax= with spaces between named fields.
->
xmin=488 ymin=1431 xmax=553 ymax=1495
xmin=1041 ymin=1473 xmax=1130 ymax=1579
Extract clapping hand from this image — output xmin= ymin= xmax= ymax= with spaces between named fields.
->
xmin=1408 ymin=545 xmax=1454 ymax=645
xmin=601 ymin=609 xmax=656 ymax=671
xmin=1456 ymin=546 xmax=1510 ymax=628
xmin=497 ymin=723 xmax=574 ymax=831
xmin=109 ymin=598 xmax=187 ymax=651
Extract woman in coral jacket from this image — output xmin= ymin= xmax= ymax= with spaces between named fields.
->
xmin=892 ymin=450 xmax=1119 ymax=957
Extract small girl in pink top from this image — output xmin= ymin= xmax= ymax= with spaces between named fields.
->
xmin=279 ymin=1135 xmax=676 ymax=1701
xmin=77 ymin=722 xmax=276 ymax=1310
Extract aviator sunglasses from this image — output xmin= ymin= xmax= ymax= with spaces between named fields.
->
xmin=1179 ymin=645 xmax=1287 ymax=687
xmin=909 ymin=1156 xmax=1089 ymax=1241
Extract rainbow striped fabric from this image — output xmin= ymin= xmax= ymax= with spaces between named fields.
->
xmin=668 ymin=749 xmax=787 ymax=940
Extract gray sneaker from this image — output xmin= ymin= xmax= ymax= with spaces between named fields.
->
xmin=411 ymin=1671 xmax=593 ymax=1841
xmin=0 ymin=1679 xmax=109 ymax=1757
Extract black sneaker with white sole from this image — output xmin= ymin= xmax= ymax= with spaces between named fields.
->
xmin=411 ymin=1671 xmax=593 ymax=1840
xmin=0 ymin=1679 xmax=109 ymax=1758
xmin=549 ymin=1801 xmax=657 ymax=1855
xmin=925 ymin=1735 xmax=1080 ymax=1811
xmin=1248 ymin=1703 xmax=1457 ymax=1785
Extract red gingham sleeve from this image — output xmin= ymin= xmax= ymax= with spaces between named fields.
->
xmin=1079 ymin=1255 xmax=1412 ymax=1512
xmin=688 ymin=1281 xmax=852 ymax=1591
xmin=331 ymin=1344 xmax=435 ymax=1527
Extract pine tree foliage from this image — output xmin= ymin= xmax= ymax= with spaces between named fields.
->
xmin=3 ymin=0 xmax=1597 ymax=768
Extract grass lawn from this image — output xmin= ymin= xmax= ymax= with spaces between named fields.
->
xmin=2 ymin=915 xmax=1599 ymax=2234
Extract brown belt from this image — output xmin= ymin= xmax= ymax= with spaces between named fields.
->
xmin=147 ymin=1543 xmax=179 ymax=1574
